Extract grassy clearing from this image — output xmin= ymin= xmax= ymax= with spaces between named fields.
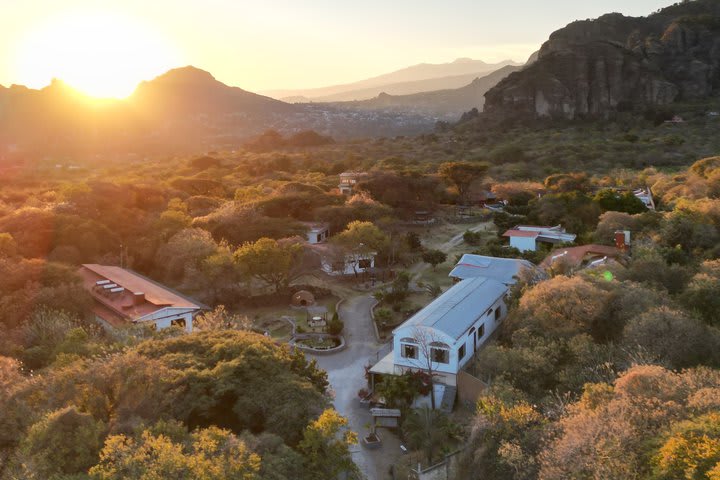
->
xmin=244 ymin=295 xmax=339 ymax=340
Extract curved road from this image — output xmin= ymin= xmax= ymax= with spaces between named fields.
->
xmin=309 ymin=294 xmax=401 ymax=480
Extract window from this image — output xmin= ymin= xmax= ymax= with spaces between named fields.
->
xmin=358 ymin=258 xmax=372 ymax=269
xmin=431 ymin=347 xmax=449 ymax=364
xmin=401 ymin=343 xmax=418 ymax=359
xmin=171 ymin=318 xmax=186 ymax=329
xmin=468 ymin=327 xmax=476 ymax=338
xmin=495 ymin=306 xmax=502 ymax=322
xmin=458 ymin=344 xmax=466 ymax=361
xmin=478 ymin=323 xmax=485 ymax=339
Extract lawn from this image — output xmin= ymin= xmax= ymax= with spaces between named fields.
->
xmin=244 ymin=295 xmax=339 ymax=341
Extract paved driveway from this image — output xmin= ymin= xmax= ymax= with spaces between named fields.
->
xmin=309 ymin=294 xmax=403 ymax=480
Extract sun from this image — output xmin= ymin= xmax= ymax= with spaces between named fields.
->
xmin=12 ymin=10 xmax=183 ymax=98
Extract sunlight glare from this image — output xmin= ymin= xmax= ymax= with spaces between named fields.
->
xmin=12 ymin=10 xmax=183 ymax=98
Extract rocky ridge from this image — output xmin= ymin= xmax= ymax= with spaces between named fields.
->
xmin=484 ymin=0 xmax=720 ymax=119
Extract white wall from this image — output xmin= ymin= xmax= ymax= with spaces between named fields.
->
xmin=139 ymin=307 xmax=198 ymax=332
xmin=392 ymin=294 xmax=508 ymax=380
xmin=510 ymin=236 xmax=537 ymax=252
xmin=321 ymin=253 xmax=375 ymax=276
xmin=307 ymin=229 xmax=329 ymax=244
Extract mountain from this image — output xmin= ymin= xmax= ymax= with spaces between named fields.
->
xmin=132 ymin=66 xmax=296 ymax=117
xmin=263 ymin=58 xmax=521 ymax=101
xmin=0 ymin=67 xmax=301 ymax=155
xmin=484 ymin=0 xmax=720 ymax=119
xmin=0 ymin=66 xmax=442 ymax=156
xmin=333 ymin=65 xmax=522 ymax=119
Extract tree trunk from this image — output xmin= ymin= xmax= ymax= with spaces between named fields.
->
xmin=429 ymin=375 xmax=436 ymax=410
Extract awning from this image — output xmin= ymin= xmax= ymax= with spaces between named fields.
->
xmin=369 ymin=352 xmax=396 ymax=375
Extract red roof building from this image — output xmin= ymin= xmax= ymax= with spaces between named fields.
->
xmin=540 ymin=244 xmax=624 ymax=271
xmin=79 ymin=264 xmax=205 ymax=332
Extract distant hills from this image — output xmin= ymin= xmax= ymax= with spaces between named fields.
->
xmin=0 ymin=58 xmax=536 ymax=156
xmin=263 ymin=58 xmax=521 ymax=102
xmin=333 ymin=65 xmax=523 ymax=118
xmin=484 ymin=0 xmax=720 ymax=119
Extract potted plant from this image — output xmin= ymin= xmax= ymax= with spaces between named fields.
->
xmin=362 ymin=422 xmax=382 ymax=449
xmin=358 ymin=388 xmax=372 ymax=404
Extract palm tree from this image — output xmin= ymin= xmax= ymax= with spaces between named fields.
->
xmin=402 ymin=407 xmax=454 ymax=465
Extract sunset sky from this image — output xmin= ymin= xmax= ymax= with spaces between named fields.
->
xmin=1 ymin=0 xmax=673 ymax=97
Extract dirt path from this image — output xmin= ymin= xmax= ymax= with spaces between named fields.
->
xmin=309 ymin=294 xmax=402 ymax=480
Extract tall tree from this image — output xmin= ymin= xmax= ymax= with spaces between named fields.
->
xmin=438 ymin=162 xmax=488 ymax=204
xmin=234 ymin=237 xmax=302 ymax=293
xmin=331 ymin=221 xmax=388 ymax=276
xmin=422 ymin=249 xmax=447 ymax=270
xmin=298 ymin=409 xmax=357 ymax=479
xmin=403 ymin=407 xmax=456 ymax=465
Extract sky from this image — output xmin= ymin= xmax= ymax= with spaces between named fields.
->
xmin=0 ymin=0 xmax=675 ymax=97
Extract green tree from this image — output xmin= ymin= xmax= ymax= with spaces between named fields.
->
xmin=514 ymin=276 xmax=611 ymax=339
xmin=622 ymin=307 xmax=720 ymax=368
xmin=298 ymin=409 xmax=357 ymax=479
xmin=438 ymin=161 xmax=488 ymax=204
xmin=594 ymin=189 xmax=648 ymax=214
xmin=22 ymin=406 xmax=106 ymax=479
xmin=332 ymin=221 xmax=388 ymax=275
xmin=194 ymin=305 xmax=252 ymax=331
xmin=134 ymin=331 xmax=328 ymax=444
xmin=654 ymin=413 xmax=720 ymax=480
xmin=327 ymin=312 xmax=344 ymax=335
xmin=234 ymin=237 xmax=302 ymax=293
xmin=681 ymin=264 xmax=720 ymax=326
xmin=422 ymin=249 xmax=447 ymax=270
xmin=90 ymin=426 xmax=261 ymax=480
xmin=403 ymin=407 xmax=458 ymax=465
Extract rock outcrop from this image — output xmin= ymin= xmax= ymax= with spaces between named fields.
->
xmin=484 ymin=1 xmax=720 ymax=119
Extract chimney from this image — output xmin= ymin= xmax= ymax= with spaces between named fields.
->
xmin=133 ymin=292 xmax=146 ymax=305
xmin=615 ymin=231 xmax=631 ymax=252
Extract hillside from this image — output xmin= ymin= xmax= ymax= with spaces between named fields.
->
xmin=484 ymin=0 xmax=720 ymax=119
xmin=264 ymin=58 xmax=520 ymax=101
xmin=333 ymin=65 xmax=522 ymax=119
xmin=0 ymin=67 xmax=302 ymax=154
xmin=131 ymin=66 xmax=297 ymax=117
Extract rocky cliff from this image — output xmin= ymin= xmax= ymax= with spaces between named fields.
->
xmin=484 ymin=0 xmax=720 ymax=119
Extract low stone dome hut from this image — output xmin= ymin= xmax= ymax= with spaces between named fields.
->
xmin=291 ymin=290 xmax=316 ymax=307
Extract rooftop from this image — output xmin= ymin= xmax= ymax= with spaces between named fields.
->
xmin=503 ymin=229 xmax=539 ymax=238
xmin=540 ymin=244 xmax=622 ymax=270
xmin=503 ymin=225 xmax=576 ymax=243
xmin=79 ymin=264 xmax=205 ymax=322
xmin=394 ymin=276 xmax=507 ymax=340
xmin=449 ymin=254 xmax=534 ymax=284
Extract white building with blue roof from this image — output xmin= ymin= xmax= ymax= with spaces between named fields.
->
xmin=389 ymin=276 xmax=508 ymax=386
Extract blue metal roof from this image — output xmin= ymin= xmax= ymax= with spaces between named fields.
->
xmin=394 ymin=276 xmax=507 ymax=340
xmin=449 ymin=254 xmax=533 ymax=284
